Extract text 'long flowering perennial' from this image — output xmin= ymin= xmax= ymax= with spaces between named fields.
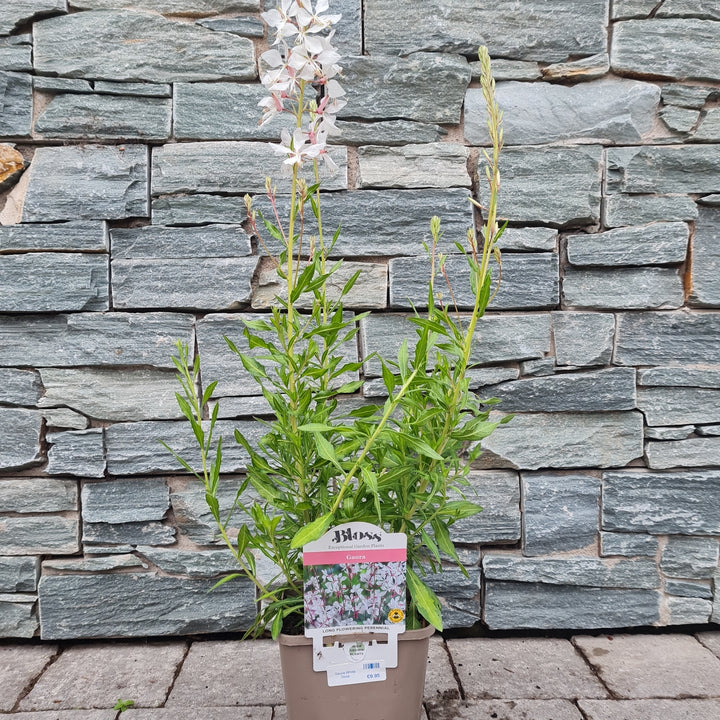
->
xmin=260 ymin=0 xmax=345 ymax=173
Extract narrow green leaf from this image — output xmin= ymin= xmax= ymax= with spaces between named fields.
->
xmin=406 ymin=567 xmax=443 ymax=631
xmin=443 ymin=500 xmax=483 ymax=519
xmin=271 ymin=610 xmax=284 ymax=640
xmin=432 ymin=519 xmax=459 ymax=564
xmin=290 ymin=512 xmax=334 ymax=549
xmin=209 ymin=573 xmax=244 ymax=591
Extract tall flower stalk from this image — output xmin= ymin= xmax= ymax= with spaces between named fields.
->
xmin=166 ymin=3 xmax=506 ymax=638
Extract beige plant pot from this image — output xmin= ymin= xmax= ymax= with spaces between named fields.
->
xmin=278 ymin=625 xmax=435 ymax=720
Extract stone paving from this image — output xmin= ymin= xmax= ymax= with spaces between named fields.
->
xmin=1 ymin=631 xmax=720 ymax=719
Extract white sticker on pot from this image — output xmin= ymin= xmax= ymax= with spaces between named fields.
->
xmin=302 ymin=521 xmax=407 ymax=684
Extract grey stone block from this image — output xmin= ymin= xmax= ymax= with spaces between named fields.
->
xmin=0 ymin=644 xmax=57 ymax=711
xmin=603 ymin=194 xmax=699 ymax=227
xmin=70 ymin=0 xmax=259 ymax=11
xmin=602 ymin=470 xmax=720 ymax=534
xmin=357 ymin=143 xmax=469 ymax=189
xmin=552 ymin=312 xmax=615 ymax=367
xmin=657 ymin=1 xmax=720 ymax=19
xmin=645 ymin=426 xmax=694 ymax=440
xmin=600 ymin=532 xmax=658 ymax=558
xmin=83 ymin=521 xmax=175 ymax=547
xmin=33 ymin=77 xmax=93 ymax=93
xmin=253 ymin=261 xmax=387 ymax=310
xmin=38 ymin=573 xmax=256 ymax=639
xmin=341 ymin=53 xmax=470 ymax=124
xmin=449 ymin=470 xmax=520 ymax=544
xmin=360 ymin=312 xmax=552 ymax=377
xmin=34 ymin=10 xmax=256 ymax=83
xmin=0 ymin=557 xmax=38 ymax=592
xmin=615 ymin=311 xmax=720 ymax=366
xmin=166 ymin=640 xmax=282 ymax=707
xmin=196 ymin=15 xmax=265 ymax=37
xmin=0 ymin=0 xmax=66 ymax=35
xmin=34 ymin=93 xmax=172 ymax=140
xmin=0 ymin=594 xmax=37 ymax=638
xmin=0 ymin=44 xmax=32 ymax=73
xmin=661 ymin=105 xmax=701 ymax=133
xmin=612 ymin=0 xmax=662 ymax=18
xmin=0 ymin=516 xmax=79 ymax=555
xmin=429 ymin=699 xmax=583 ymax=720
xmin=135 ymin=548 xmax=238 ymax=578
xmin=0 ymin=368 xmax=41 ymax=405
xmin=0 ymin=312 xmax=194 ymax=368
xmin=112 ymin=224 xmax=251 ymax=258
xmin=466 ymin=79 xmax=659 ymax=146
xmin=332 ymin=120 xmax=446 ymax=146
xmin=105 ymin=419 xmax=263 ymax=475
xmin=666 ymin=579 xmax=713 ymax=599
xmin=364 ymin=0 xmax=608 ymax=61
xmin=39 ymin=367 xmax=182 ymax=422
xmin=390 ymin=253 xmax=559 ymax=310
xmin=497 ymin=227 xmax=557 ymax=252
xmin=152 ymin=141 xmax=347 ymax=196
xmin=46 ymin=429 xmax=105 ymax=478
xmin=646 ymin=436 xmax=720 ymax=469
xmin=481 ymin=145 xmax=602 ymax=226
xmin=483 ymin=555 xmax=660 ymax=589
xmin=0 ymin=71 xmax=32 ymax=137
xmin=700 ymin=194 xmax=720 ymax=206
xmin=579 ymin=699 xmax=720 ymax=720
xmin=519 ymin=358 xmax=555 ymax=376
xmin=18 ymin=641 xmax=186 ymax=710
xmin=93 ymin=81 xmax=171 ymax=97
xmin=254 ymin=188 xmax=474 ymax=258
xmin=43 ymin=554 xmax=147 ymax=572
xmin=696 ymin=108 xmax=720 ymax=141
xmin=43 ymin=408 xmax=89 ymax=431
xmin=522 ymin=473 xmax=600 ymax=555
xmin=22 ymin=144 xmax=148 ymax=222
xmin=484 ymin=582 xmax=660 ymax=629
xmin=541 ymin=53 xmax=610 ymax=81
xmin=0 ymin=408 xmax=41 ymax=471
xmin=82 ymin=478 xmax=169 ymax=524
xmin=479 ymin=411 xmax=643 ymax=471
xmin=573 ymin=634 xmax=720 ymax=698
xmin=607 ymin=145 xmax=720 ymax=194
xmin=690 ymin=207 xmax=720 ymax=306
xmin=0 ymin=711 xmax=116 ymax=719
xmin=562 ymin=267 xmax=684 ymax=310
xmin=0 ymin=221 xmax=108 ymax=252
xmin=426 ymin=566 xmax=481 ymax=629
xmin=471 ymin=59 xmax=542 ymax=81
xmin=698 ymin=424 xmax=720 ymax=436
xmin=174 ymin=83 xmax=291 ymax=141
xmin=0 ymin=477 xmax=77 ymax=513
xmin=662 ymin=83 xmax=718 ymax=108
xmin=113 ymin=257 xmax=259 ymax=311
xmin=122 ymin=709 xmax=271 ymax=720
xmin=567 ymin=222 xmax=689 ymax=266
xmin=483 ymin=368 xmax=636 ymax=413
xmin=661 ymin=536 xmax=719 ymax=579
xmin=0 ymin=253 xmax=109 ymax=312
xmin=612 ymin=20 xmax=720 ymax=81
xmin=638 ymin=387 xmax=720 ymax=425
xmin=664 ymin=596 xmax=713 ymax=624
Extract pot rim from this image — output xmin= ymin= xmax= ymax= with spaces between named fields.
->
xmin=278 ymin=623 xmax=435 ymax=646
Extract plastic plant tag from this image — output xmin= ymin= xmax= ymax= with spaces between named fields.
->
xmin=302 ymin=521 xmax=407 ymax=684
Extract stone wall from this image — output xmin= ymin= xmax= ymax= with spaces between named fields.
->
xmin=1 ymin=0 xmax=719 ymax=639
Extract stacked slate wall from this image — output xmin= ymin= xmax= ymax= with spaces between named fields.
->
xmin=1 ymin=0 xmax=719 ymax=639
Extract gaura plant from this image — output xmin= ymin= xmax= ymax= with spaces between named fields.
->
xmin=165 ymin=0 xmax=508 ymax=638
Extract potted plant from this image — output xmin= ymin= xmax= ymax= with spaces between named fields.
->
xmin=165 ymin=2 xmax=506 ymax=717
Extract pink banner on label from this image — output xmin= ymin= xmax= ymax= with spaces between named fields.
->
xmin=303 ymin=548 xmax=407 ymax=566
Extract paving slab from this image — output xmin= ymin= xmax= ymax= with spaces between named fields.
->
xmin=696 ymin=630 xmax=720 ymax=659
xmin=426 ymin=698 xmax=583 ymax=720
xmin=125 ymin=709 xmax=272 ymax=719
xmin=166 ymin=640 xmax=284 ymax=707
xmin=446 ymin=638 xmax=607 ymax=700
xmin=573 ymin=634 xmax=720 ymax=698
xmin=0 ymin=713 xmax=115 ymax=720
xmin=18 ymin=642 xmax=187 ymax=711
xmin=424 ymin=637 xmax=461 ymax=702
xmin=578 ymin=699 xmax=720 ymax=720
xmin=0 ymin=644 xmax=58 ymax=711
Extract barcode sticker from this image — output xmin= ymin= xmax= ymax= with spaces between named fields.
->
xmin=363 ymin=662 xmax=381 ymax=670
xmin=326 ymin=661 xmax=387 ymax=687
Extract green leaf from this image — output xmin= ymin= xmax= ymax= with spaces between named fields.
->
xmin=209 ymin=573 xmax=245 ymax=591
xmin=402 ymin=434 xmax=444 ymax=461
xmin=236 ymin=524 xmax=251 ymax=556
xmin=271 ymin=610 xmax=284 ymax=640
xmin=290 ymin=512 xmax=334 ymax=549
xmin=431 ymin=519 xmax=460 ymax=564
xmin=205 ymin=492 xmax=220 ymax=522
xmin=240 ymin=354 xmax=269 ymax=380
xmin=443 ymin=500 xmax=483 ymax=519
xmin=406 ymin=567 xmax=443 ymax=631
xmin=421 ymin=528 xmax=442 ymax=565
xmin=297 ymin=423 xmax=335 ymax=432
